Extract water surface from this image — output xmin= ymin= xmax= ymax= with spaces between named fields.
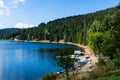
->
xmin=0 ymin=41 xmax=73 ymax=80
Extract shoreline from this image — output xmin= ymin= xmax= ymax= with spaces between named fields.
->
xmin=15 ymin=40 xmax=98 ymax=72
xmin=36 ymin=40 xmax=98 ymax=72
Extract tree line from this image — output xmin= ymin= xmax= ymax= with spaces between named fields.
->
xmin=0 ymin=5 xmax=120 ymax=61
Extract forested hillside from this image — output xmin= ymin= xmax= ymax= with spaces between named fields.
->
xmin=0 ymin=28 xmax=20 ymax=39
xmin=0 ymin=6 xmax=119 ymax=44
xmin=0 ymin=5 xmax=120 ymax=80
xmin=0 ymin=6 xmax=120 ymax=59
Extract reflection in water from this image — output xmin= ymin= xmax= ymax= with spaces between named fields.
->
xmin=0 ymin=41 xmax=73 ymax=80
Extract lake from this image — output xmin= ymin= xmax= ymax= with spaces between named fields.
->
xmin=0 ymin=41 xmax=73 ymax=80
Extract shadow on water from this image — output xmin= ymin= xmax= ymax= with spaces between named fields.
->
xmin=38 ymin=45 xmax=84 ymax=67
xmin=38 ymin=44 xmax=84 ymax=54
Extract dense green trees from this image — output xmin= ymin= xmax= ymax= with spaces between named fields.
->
xmin=88 ymin=9 xmax=120 ymax=61
xmin=0 ymin=5 xmax=120 ymax=80
xmin=0 ymin=5 xmax=120 ymax=62
xmin=1 ymin=6 xmax=119 ymax=44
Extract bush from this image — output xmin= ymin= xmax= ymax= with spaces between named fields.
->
xmin=42 ymin=73 xmax=57 ymax=80
xmin=95 ymin=75 xmax=120 ymax=80
xmin=113 ymin=58 xmax=120 ymax=68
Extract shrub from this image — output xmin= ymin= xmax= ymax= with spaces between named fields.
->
xmin=42 ymin=73 xmax=57 ymax=80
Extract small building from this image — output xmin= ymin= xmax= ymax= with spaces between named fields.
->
xmin=74 ymin=50 xmax=84 ymax=55
xmin=14 ymin=36 xmax=19 ymax=41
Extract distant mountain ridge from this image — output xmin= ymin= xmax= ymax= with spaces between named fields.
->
xmin=0 ymin=28 xmax=19 ymax=34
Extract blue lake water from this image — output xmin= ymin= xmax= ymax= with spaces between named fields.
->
xmin=0 ymin=41 xmax=73 ymax=80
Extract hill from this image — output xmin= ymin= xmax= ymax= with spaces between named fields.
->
xmin=0 ymin=28 xmax=20 ymax=39
xmin=0 ymin=28 xmax=19 ymax=34
xmin=0 ymin=6 xmax=119 ymax=44
xmin=1 ymin=5 xmax=120 ymax=80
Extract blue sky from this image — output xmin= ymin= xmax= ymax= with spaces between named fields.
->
xmin=0 ymin=0 xmax=119 ymax=29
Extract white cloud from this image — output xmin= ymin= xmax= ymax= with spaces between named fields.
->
xmin=0 ymin=0 xmax=9 ymax=15
xmin=11 ymin=0 xmax=26 ymax=5
xmin=10 ymin=0 xmax=26 ymax=8
xmin=20 ymin=0 xmax=26 ymax=3
xmin=0 ymin=0 xmax=26 ymax=16
xmin=0 ymin=0 xmax=4 ymax=7
xmin=15 ymin=22 xmax=34 ymax=28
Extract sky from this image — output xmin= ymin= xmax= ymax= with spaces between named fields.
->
xmin=0 ymin=0 xmax=119 ymax=29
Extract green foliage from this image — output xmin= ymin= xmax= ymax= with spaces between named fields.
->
xmin=94 ymin=75 xmax=120 ymax=80
xmin=0 ymin=28 xmax=20 ymax=40
xmin=88 ymin=20 xmax=101 ymax=33
xmin=88 ymin=32 xmax=104 ymax=52
xmin=1 ymin=6 xmax=120 ymax=80
xmin=0 ymin=4 xmax=120 ymax=80
xmin=113 ymin=58 xmax=120 ymax=68
xmin=1 ymin=6 xmax=119 ymax=44
xmin=56 ymin=48 xmax=75 ymax=80
xmin=87 ymin=10 xmax=120 ymax=60
xmin=42 ymin=73 xmax=56 ymax=80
